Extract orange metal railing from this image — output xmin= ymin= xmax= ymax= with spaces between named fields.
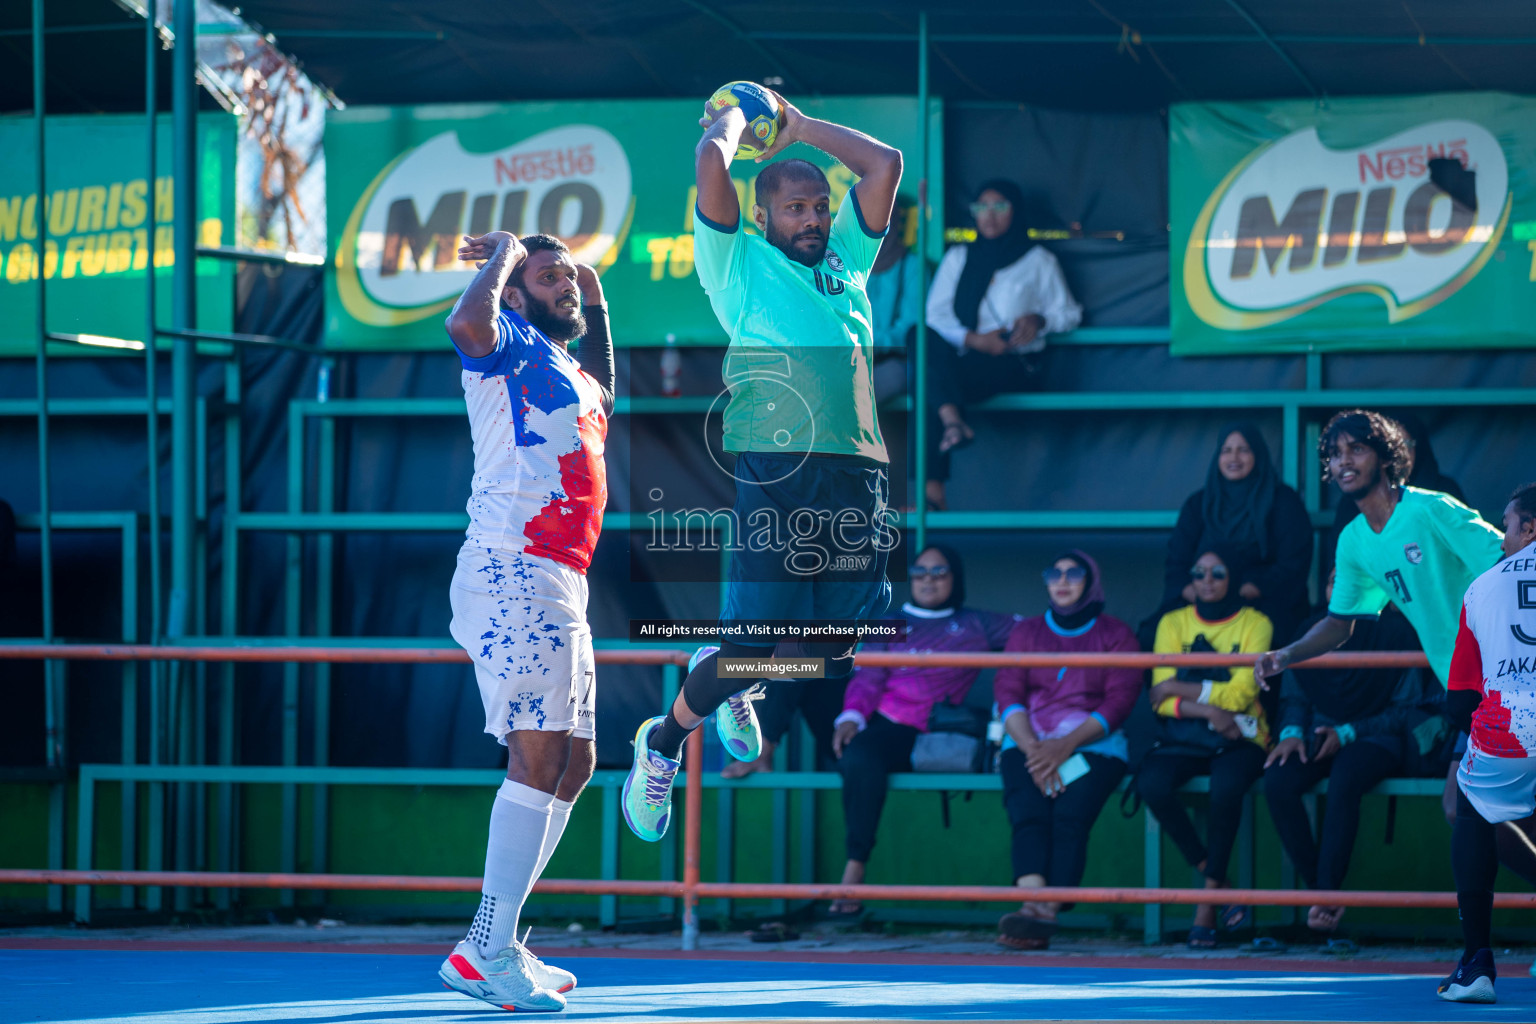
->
xmin=5 ymin=643 xmax=1492 ymax=950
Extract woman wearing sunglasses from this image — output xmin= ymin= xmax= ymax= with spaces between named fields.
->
xmin=826 ymin=543 xmax=1019 ymax=916
xmin=991 ymin=551 xmax=1140 ymax=950
xmin=920 ymin=179 xmax=1082 ymax=510
xmin=1137 ymin=543 xmax=1273 ymax=949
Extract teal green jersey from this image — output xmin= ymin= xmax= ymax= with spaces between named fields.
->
xmin=692 ymin=190 xmax=888 ymax=462
xmin=1329 ymin=486 xmax=1504 ymax=684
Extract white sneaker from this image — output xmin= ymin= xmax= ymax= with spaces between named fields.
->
xmin=517 ymin=940 xmax=577 ymax=993
xmin=439 ymin=939 xmax=566 ymax=1012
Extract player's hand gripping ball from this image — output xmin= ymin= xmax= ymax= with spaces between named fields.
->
xmin=706 ymin=81 xmax=783 ymax=160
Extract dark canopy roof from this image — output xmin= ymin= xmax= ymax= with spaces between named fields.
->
xmin=6 ymin=0 xmax=1536 ymax=114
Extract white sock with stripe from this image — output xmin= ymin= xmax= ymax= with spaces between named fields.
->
xmin=466 ymin=779 xmax=553 ymax=959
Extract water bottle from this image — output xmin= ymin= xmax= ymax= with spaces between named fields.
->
xmin=985 ymin=704 xmax=1005 ymax=772
xmin=660 ymin=333 xmax=681 ymax=397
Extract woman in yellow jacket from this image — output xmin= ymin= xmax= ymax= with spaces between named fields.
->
xmin=1136 ymin=543 xmax=1273 ymax=948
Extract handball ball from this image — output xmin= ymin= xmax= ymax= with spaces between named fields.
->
xmin=706 ymin=81 xmax=783 ymax=160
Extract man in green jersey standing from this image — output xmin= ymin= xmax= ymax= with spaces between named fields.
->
xmin=1256 ymin=409 xmax=1503 ymax=931
xmin=622 ymin=90 xmax=902 ymax=842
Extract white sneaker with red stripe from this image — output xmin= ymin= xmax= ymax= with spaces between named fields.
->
xmin=439 ymin=940 xmax=566 ymax=1012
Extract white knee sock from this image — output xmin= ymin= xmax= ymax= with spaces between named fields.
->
xmin=530 ymin=797 xmax=574 ymax=886
xmin=466 ymin=779 xmax=553 ymax=959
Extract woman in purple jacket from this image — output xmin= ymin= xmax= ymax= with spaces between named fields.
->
xmin=992 ymin=550 xmax=1140 ymax=949
xmin=827 ymin=543 xmax=1019 ymax=915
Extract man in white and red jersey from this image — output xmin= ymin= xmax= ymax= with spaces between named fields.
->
xmin=436 ymin=230 xmax=614 ymax=1013
xmin=1436 ymin=482 xmax=1536 ymax=1004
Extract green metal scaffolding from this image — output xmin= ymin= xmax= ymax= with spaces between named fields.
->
xmin=12 ymin=4 xmax=1536 ymax=927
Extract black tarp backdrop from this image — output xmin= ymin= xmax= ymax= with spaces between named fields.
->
xmin=3 ymin=105 xmax=1532 ymax=771
xmin=944 ymin=106 xmax=1170 ymax=327
xmin=16 ymin=1 xmax=1536 ymax=116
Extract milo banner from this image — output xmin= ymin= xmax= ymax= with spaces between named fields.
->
xmin=1172 ymin=93 xmax=1536 ymax=355
xmin=326 ymin=97 xmax=941 ymax=349
xmin=0 ymin=113 xmax=236 ymax=357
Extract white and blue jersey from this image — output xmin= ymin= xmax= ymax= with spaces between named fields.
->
xmin=448 ymin=308 xmax=607 ymax=742
xmin=453 ymin=308 xmax=608 ymax=577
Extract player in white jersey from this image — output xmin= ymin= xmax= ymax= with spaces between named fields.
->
xmin=437 ymin=230 xmax=615 ymax=1013
xmin=1437 ymin=483 xmax=1536 ymax=1004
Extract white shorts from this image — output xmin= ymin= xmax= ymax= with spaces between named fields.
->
xmin=1457 ymin=745 xmax=1536 ymax=824
xmin=450 ymin=549 xmax=595 ymax=743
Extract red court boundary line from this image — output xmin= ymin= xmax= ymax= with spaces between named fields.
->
xmin=0 ymin=937 xmax=1474 ymax=974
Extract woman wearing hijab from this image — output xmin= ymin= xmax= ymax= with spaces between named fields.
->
xmin=921 ymin=180 xmax=1083 ymax=509
xmin=1149 ymin=423 xmax=1312 ymax=646
xmin=826 ymin=544 xmax=1019 ymax=915
xmin=991 ymin=551 xmax=1141 ymax=950
xmin=1137 ymin=543 xmax=1273 ymax=948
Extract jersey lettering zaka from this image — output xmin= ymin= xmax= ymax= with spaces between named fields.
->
xmin=453 ymin=309 xmax=608 ymax=575
xmin=1449 ymin=541 xmax=1536 ymax=758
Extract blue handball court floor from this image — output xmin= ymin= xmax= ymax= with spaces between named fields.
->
xmin=3 ymin=947 xmax=1535 ymax=1024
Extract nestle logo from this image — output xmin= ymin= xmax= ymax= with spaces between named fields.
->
xmin=494 ymin=145 xmax=596 ymax=186
xmin=1358 ymin=140 xmax=1469 ymax=184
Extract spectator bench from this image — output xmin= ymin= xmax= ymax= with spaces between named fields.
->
xmin=704 ymin=769 xmax=1447 ymax=943
xmin=66 ymin=763 xmax=1444 ymax=940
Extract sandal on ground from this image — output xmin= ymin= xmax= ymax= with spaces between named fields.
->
xmin=1219 ymin=903 xmax=1252 ymax=931
xmin=996 ymin=931 xmax=1050 ymax=951
xmin=1320 ymin=937 xmax=1359 ymax=956
xmin=747 ymin=921 xmax=800 ymax=943
xmin=827 ymin=898 xmax=864 ymax=917
xmin=1187 ymin=925 xmax=1219 ymax=949
xmin=998 ymin=910 xmax=1058 ymax=942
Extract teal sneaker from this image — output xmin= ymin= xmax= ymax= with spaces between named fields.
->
xmin=714 ymin=682 xmax=765 ymax=762
xmin=622 ymin=716 xmax=680 ymax=842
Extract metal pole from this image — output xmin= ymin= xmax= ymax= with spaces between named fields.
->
xmin=144 ymin=6 xmax=162 ymax=647
xmin=913 ymin=10 xmax=929 ymax=552
xmin=170 ymin=0 xmax=196 ymax=635
xmin=680 ymin=729 xmax=702 ymax=951
xmin=32 ymin=0 xmax=65 ymax=917
xmin=170 ymin=0 xmax=199 ymax=911
xmin=139 ymin=0 xmax=162 ymax=915
xmin=30 ymin=0 xmax=52 ymax=643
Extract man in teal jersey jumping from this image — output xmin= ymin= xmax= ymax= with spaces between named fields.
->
xmin=623 ymin=90 xmax=903 ymax=842
xmin=1256 ymin=408 xmax=1503 ymax=933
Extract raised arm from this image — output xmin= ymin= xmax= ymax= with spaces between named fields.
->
xmin=574 ymin=264 xmax=615 ymax=416
xmin=447 ymin=231 xmax=524 ymax=359
xmin=696 ymin=107 xmax=748 ymax=229
xmin=750 ymin=92 xmax=902 ymax=234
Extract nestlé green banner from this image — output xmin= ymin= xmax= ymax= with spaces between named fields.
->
xmin=325 ymin=96 xmax=941 ymax=349
xmin=1171 ymin=93 xmax=1536 ymax=355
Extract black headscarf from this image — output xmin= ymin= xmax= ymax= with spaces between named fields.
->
xmin=1192 ymin=542 xmax=1249 ymax=623
xmin=1201 ymin=422 xmax=1279 ymax=561
xmin=914 ymin=543 xmax=966 ymax=610
xmin=952 ymin=179 xmax=1034 ymax=331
